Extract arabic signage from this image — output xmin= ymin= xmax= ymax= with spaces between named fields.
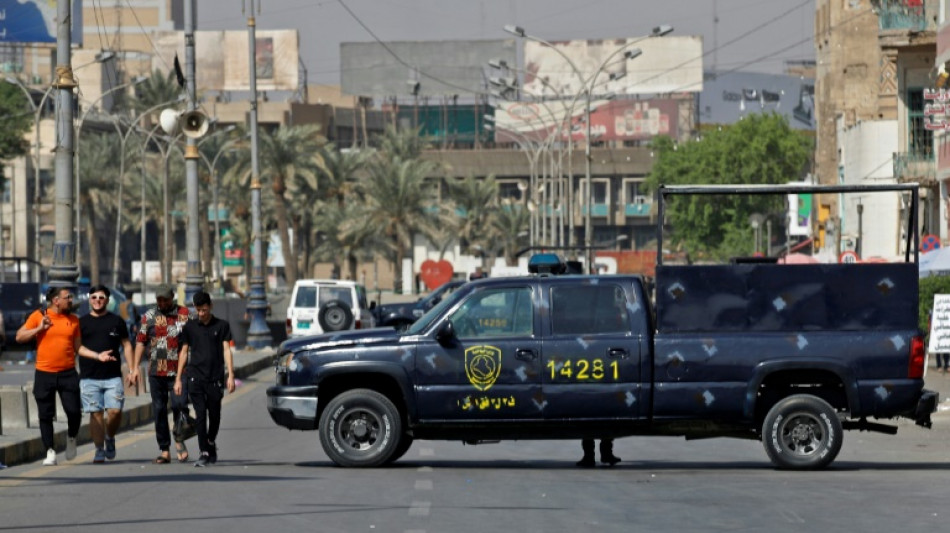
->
xmin=924 ymin=88 xmax=950 ymax=131
xmin=0 ymin=1 xmax=83 ymax=45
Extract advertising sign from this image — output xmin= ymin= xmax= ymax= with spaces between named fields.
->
xmin=221 ymin=227 xmax=243 ymax=268
xmin=494 ymin=98 xmax=679 ymax=143
xmin=0 ymin=0 xmax=83 ymax=45
xmin=523 ymin=36 xmax=703 ymax=97
xmin=927 ymin=294 xmax=950 ymax=354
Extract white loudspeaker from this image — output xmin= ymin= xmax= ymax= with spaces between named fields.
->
xmin=181 ymin=110 xmax=209 ymax=138
xmin=159 ymin=109 xmax=180 ymax=135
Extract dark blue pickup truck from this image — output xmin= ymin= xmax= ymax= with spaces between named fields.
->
xmin=267 ymin=183 xmax=937 ymax=470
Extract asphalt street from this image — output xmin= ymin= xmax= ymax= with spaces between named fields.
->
xmin=1 ymin=366 xmax=949 ymax=533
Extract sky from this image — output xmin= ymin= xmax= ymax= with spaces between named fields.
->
xmin=196 ymin=0 xmax=816 ymax=87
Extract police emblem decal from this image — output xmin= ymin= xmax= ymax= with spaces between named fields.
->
xmin=465 ymin=345 xmax=502 ymax=391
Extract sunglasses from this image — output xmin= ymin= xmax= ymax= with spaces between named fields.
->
xmin=56 ymin=293 xmax=74 ymax=300
xmin=90 ymin=295 xmax=108 ymax=301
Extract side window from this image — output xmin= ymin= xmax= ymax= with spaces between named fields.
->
xmin=294 ymin=287 xmax=316 ymax=308
xmin=449 ymin=287 xmax=533 ymax=338
xmin=356 ymin=285 xmax=369 ymax=309
xmin=551 ymin=284 xmax=631 ymax=335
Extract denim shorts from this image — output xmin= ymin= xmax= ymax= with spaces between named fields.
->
xmin=80 ymin=377 xmax=125 ymax=413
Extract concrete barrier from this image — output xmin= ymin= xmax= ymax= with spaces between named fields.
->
xmin=0 ymin=386 xmax=31 ymax=433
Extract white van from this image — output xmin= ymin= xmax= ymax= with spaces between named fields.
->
xmin=286 ymin=279 xmax=376 ymax=337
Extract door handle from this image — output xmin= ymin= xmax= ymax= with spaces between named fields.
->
xmin=516 ymin=348 xmax=537 ymax=361
xmin=607 ymin=348 xmax=629 ymax=359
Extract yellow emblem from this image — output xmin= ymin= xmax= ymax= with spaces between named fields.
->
xmin=465 ymin=345 xmax=502 ymax=391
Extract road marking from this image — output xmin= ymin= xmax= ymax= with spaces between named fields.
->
xmin=414 ymin=479 xmax=433 ymax=490
xmin=0 ymin=379 xmax=262 ymax=488
xmin=408 ymin=501 xmax=431 ymax=516
xmin=417 ymin=466 xmax=433 ymax=472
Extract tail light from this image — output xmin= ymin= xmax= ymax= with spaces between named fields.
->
xmin=286 ymin=318 xmax=292 ymax=335
xmin=909 ymin=335 xmax=925 ymax=379
xmin=355 ymin=319 xmax=362 ymax=329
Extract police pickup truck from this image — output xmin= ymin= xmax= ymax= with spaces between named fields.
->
xmin=267 ymin=183 xmax=937 ymax=470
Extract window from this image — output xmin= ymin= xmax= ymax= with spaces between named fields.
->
xmin=593 ymin=181 xmax=608 ymax=204
xmin=907 ymin=87 xmax=934 ymax=158
xmin=624 ymin=180 xmax=647 ymax=204
xmin=449 ymin=287 xmax=533 ymax=338
xmin=497 ymin=181 xmax=523 ymax=201
xmin=551 ymin=284 xmax=630 ymax=335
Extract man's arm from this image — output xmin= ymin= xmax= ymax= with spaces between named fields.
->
xmin=223 ymin=339 xmax=235 ymax=393
xmin=174 ymin=343 xmax=190 ymax=396
xmin=16 ymin=311 xmax=47 ymax=344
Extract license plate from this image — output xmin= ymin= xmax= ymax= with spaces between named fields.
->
xmin=298 ymin=321 xmax=310 ymax=329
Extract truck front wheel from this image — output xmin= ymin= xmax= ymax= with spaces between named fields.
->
xmin=762 ymin=394 xmax=842 ymax=470
xmin=319 ymin=389 xmax=402 ymax=467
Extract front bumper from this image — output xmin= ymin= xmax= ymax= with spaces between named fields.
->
xmin=266 ymin=385 xmax=319 ymax=430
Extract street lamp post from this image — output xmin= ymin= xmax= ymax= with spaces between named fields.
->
xmin=4 ymin=79 xmax=54 ymax=279
xmin=245 ymin=0 xmax=273 ymax=348
xmin=74 ymin=77 xmax=147 ymax=281
xmin=504 ymin=24 xmax=671 ymax=271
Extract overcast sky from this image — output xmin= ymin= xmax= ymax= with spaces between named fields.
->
xmin=196 ymin=0 xmax=815 ymax=86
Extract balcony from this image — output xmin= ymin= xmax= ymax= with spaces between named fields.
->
xmin=624 ymin=203 xmax=651 ymax=217
xmin=892 ymin=151 xmax=936 ymax=185
xmin=874 ymin=0 xmax=937 ymax=32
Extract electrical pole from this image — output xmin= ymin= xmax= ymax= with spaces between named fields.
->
xmin=184 ymin=0 xmax=204 ymax=303
xmin=245 ymin=0 xmax=272 ymax=348
xmin=48 ymin=0 xmax=79 ymax=292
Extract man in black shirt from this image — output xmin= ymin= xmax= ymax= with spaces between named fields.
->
xmin=78 ymin=285 xmax=134 ymax=463
xmin=174 ymin=291 xmax=234 ymax=467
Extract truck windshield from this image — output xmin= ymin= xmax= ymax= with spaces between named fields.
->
xmin=405 ymin=286 xmax=468 ymax=335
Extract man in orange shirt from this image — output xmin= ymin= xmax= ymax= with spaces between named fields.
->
xmin=17 ymin=286 xmax=113 ymax=466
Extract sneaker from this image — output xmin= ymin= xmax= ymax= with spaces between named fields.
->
xmin=600 ymin=454 xmax=621 ymax=467
xmin=194 ymin=453 xmax=210 ymax=468
xmin=42 ymin=449 xmax=57 ymax=466
xmin=208 ymin=442 xmax=217 ymax=464
xmin=576 ymin=456 xmax=596 ymax=468
xmin=93 ymin=448 xmax=106 ymax=464
xmin=65 ymin=437 xmax=77 ymax=461
xmin=104 ymin=437 xmax=116 ymax=460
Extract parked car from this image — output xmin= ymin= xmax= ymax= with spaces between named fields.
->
xmin=286 ymin=279 xmax=376 ymax=337
xmin=0 ymin=282 xmax=42 ymax=353
xmin=373 ymin=280 xmax=466 ymax=331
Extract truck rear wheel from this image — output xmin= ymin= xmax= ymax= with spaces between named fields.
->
xmin=319 ymin=389 xmax=401 ymax=467
xmin=762 ymin=394 xmax=842 ymax=470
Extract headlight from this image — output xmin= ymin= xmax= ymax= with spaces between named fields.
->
xmin=275 ymin=350 xmax=295 ymax=371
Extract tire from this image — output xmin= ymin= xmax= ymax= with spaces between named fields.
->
xmin=762 ymin=394 xmax=843 ymax=470
xmin=385 ymin=434 xmax=414 ymax=465
xmin=318 ymin=300 xmax=354 ymax=332
xmin=319 ymin=389 xmax=402 ymax=467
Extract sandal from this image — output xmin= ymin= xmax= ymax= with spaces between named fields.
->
xmin=175 ymin=442 xmax=189 ymax=463
xmin=153 ymin=454 xmax=170 ymax=464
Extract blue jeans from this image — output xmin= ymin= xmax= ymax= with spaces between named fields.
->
xmin=148 ymin=375 xmax=188 ymax=452
xmin=81 ymin=377 xmax=125 ymax=413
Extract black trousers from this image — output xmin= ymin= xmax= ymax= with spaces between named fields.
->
xmin=187 ymin=377 xmax=224 ymax=455
xmin=33 ymin=369 xmax=82 ymax=450
xmin=149 ymin=375 xmax=188 ymax=452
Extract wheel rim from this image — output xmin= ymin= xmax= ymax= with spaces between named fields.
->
xmin=326 ymin=308 xmax=346 ymax=328
xmin=336 ymin=407 xmax=383 ymax=452
xmin=778 ymin=412 xmax=826 ymax=457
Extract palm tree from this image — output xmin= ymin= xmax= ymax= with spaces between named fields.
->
xmin=490 ymin=200 xmax=531 ymax=265
xmin=76 ymin=132 xmax=121 ymax=284
xmin=359 ymin=156 xmax=440 ymax=290
xmin=446 ymin=174 xmax=499 ymax=260
xmin=225 ymin=124 xmax=324 ymax=285
xmin=129 ymin=69 xmax=182 ymax=117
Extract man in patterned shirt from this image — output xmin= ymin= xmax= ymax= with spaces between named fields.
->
xmin=130 ymin=284 xmax=195 ymax=464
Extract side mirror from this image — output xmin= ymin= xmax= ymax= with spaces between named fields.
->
xmin=436 ymin=320 xmax=456 ymax=344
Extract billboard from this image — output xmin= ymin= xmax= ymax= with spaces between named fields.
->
xmin=699 ymin=71 xmax=816 ymax=130
xmin=151 ymin=30 xmax=299 ymax=93
xmin=341 ymin=40 xmax=516 ymax=97
xmin=493 ymin=98 xmax=680 ymax=144
xmin=0 ymin=0 xmax=83 ymax=45
xmin=523 ymin=36 xmax=703 ymax=97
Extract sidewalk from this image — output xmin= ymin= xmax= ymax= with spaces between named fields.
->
xmin=0 ymin=347 xmax=276 ymax=469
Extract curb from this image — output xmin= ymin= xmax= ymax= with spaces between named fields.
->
xmin=0 ymin=353 xmax=274 ymax=469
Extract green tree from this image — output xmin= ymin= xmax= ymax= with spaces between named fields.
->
xmin=225 ymin=124 xmax=326 ymax=285
xmin=360 ymin=156 xmax=440 ymax=291
xmin=76 ymin=132 xmax=123 ymax=283
xmin=130 ymin=69 xmax=181 ymax=115
xmin=490 ymin=200 xmax=531 ymax=266
xmin=645 ymin=113 xmax=812 ymax=261
xmin=0 ymin=83 xmax=32 ymax=200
